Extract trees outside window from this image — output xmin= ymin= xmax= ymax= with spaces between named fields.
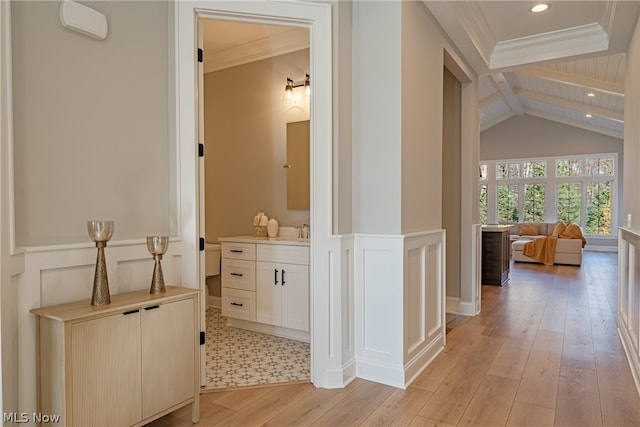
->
xmin=481 ymin=154 xmax=617 ymax=235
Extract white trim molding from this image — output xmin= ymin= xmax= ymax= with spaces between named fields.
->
xmin=354 ymin=230 xmax=446 ymax=388
xmin=176 ymin=1 xmax=334 ymax=388
xmin=617 ymin=228 xmax=640 ymax=396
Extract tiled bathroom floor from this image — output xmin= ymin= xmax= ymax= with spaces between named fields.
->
xmin=204 ymin=306 xmax=310 ymax=390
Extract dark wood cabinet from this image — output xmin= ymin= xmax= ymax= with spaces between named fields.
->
xmin=481 ymin=226 xmax=511 ymax=286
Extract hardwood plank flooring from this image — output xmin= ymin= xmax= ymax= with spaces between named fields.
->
xmin=148 ymin=252 xmax=640 ymax=426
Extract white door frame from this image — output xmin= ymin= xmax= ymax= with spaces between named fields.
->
xmin=175 ymin=1 xmax=334 ymax=387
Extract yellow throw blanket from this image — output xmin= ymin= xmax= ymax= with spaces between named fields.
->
xmin=523 ymin=236 xmax=558 ymax=266
xmin=560 ymin=223 xmax=587 ymax=248
xmin=522 ymin=223 xmax=586 ymax=265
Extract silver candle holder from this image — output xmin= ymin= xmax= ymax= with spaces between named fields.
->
xmin=147 ymin=236 xmax=169 ymax=294
xmin=87 ymin=220 xmax=114 ymax=306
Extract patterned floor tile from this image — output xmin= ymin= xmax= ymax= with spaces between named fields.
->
xmin=204 ymin=307 xmax=310 ymax=390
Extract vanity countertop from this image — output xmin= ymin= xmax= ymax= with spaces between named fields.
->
xmin=218 ymin=235 xmax=310 ymax=246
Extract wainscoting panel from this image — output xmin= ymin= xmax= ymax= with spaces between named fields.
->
xmin=18 ymin=240 xmax=186 ymax=415
xmin=321 ymin=235 xmax=356 ymax=388
xmin=40 ymin=264 xmax=94 ymax=306
xmin=403 ymin=230 xmax=446 ymax=386
xmin=354 ymin=234 xmax=404 ymax=387
xmin=618 ymin=228 xmax=640 ymax=396
xmin=354 ymin=231 xmax=446 ymax=389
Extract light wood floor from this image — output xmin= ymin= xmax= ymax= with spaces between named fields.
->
xmin=150 ymin=252 xmax=640 ymax=426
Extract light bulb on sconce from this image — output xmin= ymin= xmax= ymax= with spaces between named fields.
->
xmin=304 ymin=73 xmax=311 ymax=95
xmin=284 ymin=74 xmax=311 ymax=99
xmin=285 ymin=77 xmax=294 ymax=99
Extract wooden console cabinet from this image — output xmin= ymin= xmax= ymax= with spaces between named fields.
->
xmin=31 ymin=286 xmax=200 ymax=427
xmin=481 ymin=225 xmax=511 ymax=286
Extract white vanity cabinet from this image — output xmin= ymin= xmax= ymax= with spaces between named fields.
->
xmin=30 ymin=286 xmax=199 ymax=427
xmin=219 ymin=237 xmax=310 ymax=340
xmin=221 ymin=242 xmax=257 ymax=321
xmin=256 ymin=244 xmax=309 ymax=331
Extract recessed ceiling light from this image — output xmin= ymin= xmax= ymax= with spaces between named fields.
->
xmin=530 ymin=3 xmax=550 ymax=13
xmin=586 ymin=114 xmax=592 ymax=118
xmin=587 ymin=92 xmax=595 ymax=97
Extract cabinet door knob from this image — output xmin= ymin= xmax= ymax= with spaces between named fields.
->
xmin=282 ymin=269 xmax=286 ymax=286
xmin=274 ymin=268 xmax=279 ymax=285
xmin=123 ymin=309 xmax=139 ymax=315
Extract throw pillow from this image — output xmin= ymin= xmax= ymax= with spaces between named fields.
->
xmin=520 ymin=224 xmax=539 ymax=236
xmin=552 ymin=222 xmax=567 ymax=236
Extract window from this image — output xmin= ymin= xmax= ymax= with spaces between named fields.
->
xmin=479 ymin=185 xmax=487 ymax=225
xmin=585 ymin=181 xmax=612 ymax=234
xmin=480 ymin=153 xmax=618 ymax=236
xmin=498 ymin=184 xmax=519 ymax=223
xmin=523 ymin=183 xmax=545 ymax=222
xmin=557 ymin=182 xmax=581 ymax=224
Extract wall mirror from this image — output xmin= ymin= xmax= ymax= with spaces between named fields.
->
xmin=285 ymin=120 xmax=310 ymax=210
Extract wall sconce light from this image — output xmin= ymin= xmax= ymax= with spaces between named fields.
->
xmin=285 ymin=74 xmax=311 ymax=99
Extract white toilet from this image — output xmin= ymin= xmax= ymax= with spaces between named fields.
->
xmin=205 ymin=243 xmax=221 ymax=276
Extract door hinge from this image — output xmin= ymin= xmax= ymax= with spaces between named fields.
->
xmin=200 ymin=331 xmax=205 ymax=345
xmin=199 ymin=237 xmax=205 ymax=251
xmin=197 ymin=48 xmax=203 ymax=63
xmin=198 ymin=143 xmax=204 ymax=157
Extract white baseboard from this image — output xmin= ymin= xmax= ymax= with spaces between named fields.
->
xmin=208 ymin=295 xmax=221 ymax=308
xmin=584 ymin=245 xmax=617 ymax=252
xmin=446 ymin=296 xmax=460 ymax=314
xmin=458 ymin=301 xmax=476 ymax=316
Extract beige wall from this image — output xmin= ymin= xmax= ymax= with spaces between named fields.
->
xmin=624 ymin=15 xmax=640 ymax=232
xmin=203 ymin=49 xmax=310 ymax=242
xmin=481 ymin=115 xmax=623 ymax=161
xmin=352 ymin=1 xmax=402 ymax=234
xmin=11 ymin=1 xmax=173 ymax=246
xmin=442 ymin=67 xmax=462 ymax=298
xmin=401 ymin=0 xmax=447 ymax=233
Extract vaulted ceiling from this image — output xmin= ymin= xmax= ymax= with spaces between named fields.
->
xmin=202 ymin=2 xmax=640 ymax=140
xmin=425 ymin=1 xmax=640 ymax=139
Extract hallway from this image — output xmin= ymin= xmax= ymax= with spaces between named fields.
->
xmin=150 ymin=251 xmax=640 ymax=426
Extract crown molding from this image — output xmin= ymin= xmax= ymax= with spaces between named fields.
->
xmin=490 ymin=23 xmax=609 ymax=69
xmin=203 ymin=29 xmax=308 ymax=74
xmin=450 ymin=1 xmax=495 ymax=67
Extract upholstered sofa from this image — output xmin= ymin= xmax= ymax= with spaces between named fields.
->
xmin=509 ymin=222 xmax=584 ymax=266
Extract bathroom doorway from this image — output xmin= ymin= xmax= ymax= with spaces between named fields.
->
xmin=198 ymin=17 xmax=312 ymax=390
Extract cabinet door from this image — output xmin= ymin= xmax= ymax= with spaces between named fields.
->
xmin=71 ymin=311 xmax=141 ymax=427
xmin=281 ymin=263 xmax=309 ymax=331
xmin=141 ymin=298 xmax=196 ymax=419
xmin=256 ymin=261 xmax=282 ymax=326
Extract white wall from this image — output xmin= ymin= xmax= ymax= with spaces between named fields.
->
xmin=11 ymin=1 xmax=174 ymax=246
xmin=624 ymin=15 xmax=640 ymax=231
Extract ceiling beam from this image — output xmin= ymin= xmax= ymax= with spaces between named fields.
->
xmin=516 ymin=67 xmax=624 ymax=96
xmin=479 ymin=91 xmax=503 ymax=109
xmin=514 ymin=88 xmax=624 ymax=122
xmin=491 ymin=73 xmax=525 ymax=115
